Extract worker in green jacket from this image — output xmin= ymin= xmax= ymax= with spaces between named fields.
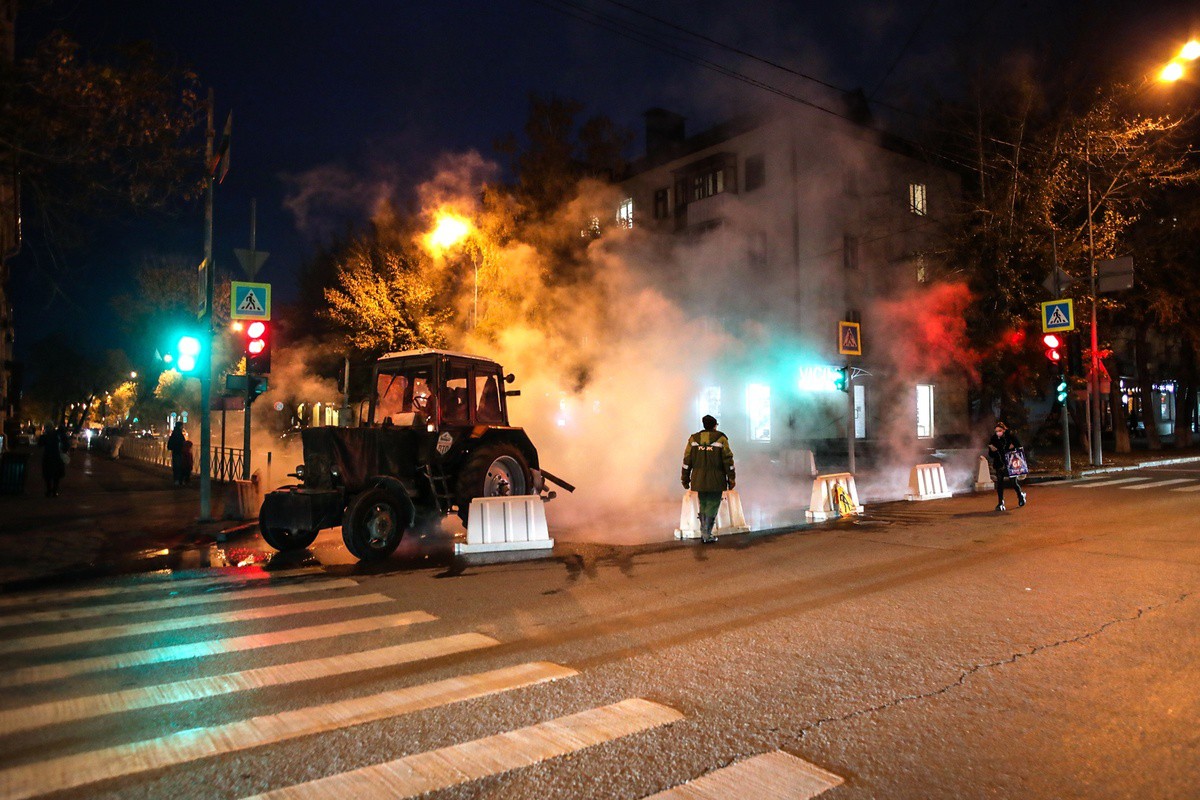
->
xmin=681 ymin=415 xmax=736 ymax=543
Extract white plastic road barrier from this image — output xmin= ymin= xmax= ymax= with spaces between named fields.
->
xmin=674 ymin=490 xmax=750 ymax=539
xmin=225 ymin=479 xmax=261 ymax=520
xmin=974 ymin=455 xmax=994 ymax=492
xmin=457 ymin=495 xmax=553 ymax=555
xmin=906 ymin=463 xmax=953 ymax=501
xmin=781 ymin=448 xmax=818 ymax=477
xmin=805 ymin=472 xmax=864 ymax=522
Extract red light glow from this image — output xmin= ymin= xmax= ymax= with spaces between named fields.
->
xmin=1042 ymin=334 xmax=1061 ymax=348
xmin=247 ymin=321 xmax=266 ymax=338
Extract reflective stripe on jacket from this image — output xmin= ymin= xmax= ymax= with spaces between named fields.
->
xmin=682 ymin=429 xmax=735 ymax=493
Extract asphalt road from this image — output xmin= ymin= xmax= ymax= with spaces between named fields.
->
xmin=1 ymin=467 xmax=1198 ymax=799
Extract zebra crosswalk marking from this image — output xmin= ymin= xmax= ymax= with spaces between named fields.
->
xmin=244 ymin=698 xmax=683 ymax=800
xmin=1072 ymin=477 xmax=1153 ymax=488
xmin=0 ymin=632 xmax=500 ymax=734
xmin=0 ymin=611 xmax=435 ymax=690
xmin=0 ymin=568 xmax=324 ymax=610
xmin=1121 ymin=479 xmax=1194 ymax=491
xmin=642 ymin=750 xmax=844 ymax=800
xmin=0 ymin=578 xmax=359 ymax=628
xmin=0 ymin=593 xmax=392 ymax=655
xmin=1170 ymin=483 xmax=1200 ymax=492
xmin=0 ymin=661 xmax=577 ymax=800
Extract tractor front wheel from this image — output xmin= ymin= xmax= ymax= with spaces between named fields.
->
xmin=341 ymin=487 xmax=407 ymax=561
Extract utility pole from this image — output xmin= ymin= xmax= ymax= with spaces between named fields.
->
xmin=199 ymin=90 xmax=216 ymax=520
xmin=1052 ymin=233 xmax=1071 ymax=475
xmin=1086 ymin=141 xmax=1103 ymax=467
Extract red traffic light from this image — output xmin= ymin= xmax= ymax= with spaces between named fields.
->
xmin=1042 ymin=333 xmax=1062 ymax=363
xmin=243 ymin=320 xmax=271 ymax=374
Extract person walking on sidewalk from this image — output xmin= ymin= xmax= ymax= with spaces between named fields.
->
xmin=987 ymin=420 xmax=1026 ymax=512
xmin=681 ymin=414 xmax=736 ymax=543
xmin=181 ymin=438 xmax=195 ymax=485
xmin=167 ymin=423 xmax=188 ymax=486
xmin=37 ymin=423 xmax=67 ymax=497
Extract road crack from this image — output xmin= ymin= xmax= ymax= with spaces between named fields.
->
xmin=794 ymin=590 xmax=1194 ymax=739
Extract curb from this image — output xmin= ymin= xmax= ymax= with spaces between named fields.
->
xmin=1078 ymin=455 xmax=1200 ymax=477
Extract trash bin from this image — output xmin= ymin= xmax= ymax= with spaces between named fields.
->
xmin=0 ymin=451 xmax=29 ymax=495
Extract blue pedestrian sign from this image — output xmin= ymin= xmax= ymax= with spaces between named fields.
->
xmin=231 ymin=281 xmax=271 ymax=321
xmin=1041 ymin=298 xmax=1074 ymax=333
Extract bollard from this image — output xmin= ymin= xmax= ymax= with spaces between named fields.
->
xmin=456 ymin=495 xmax=553 ymax=554
xmin=906 ymin=463 xmax=953 ymax=501
xmin=974 ymin=455 xmax=994 ymax=492
xmin=674 ymin=490 xmax=750 ymax=539
xmin=805 ymin=473 xmax=864 ymax=522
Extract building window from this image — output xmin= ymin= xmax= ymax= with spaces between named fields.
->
xmin=744 ymin=154 xmax=765 ymax=192
xmin=692 ymin=169 xmax=726 ymax=201
xmin=909 ymin=182 xmax=928 ymax=216
xmin=616 ymin=197 xmax=634 ymax=229
xmin=697 ymin=386 xmax=721 ymax=421
xmin=653 ymin=188 xmax=670 ymax=220
xmin=746 ymin=383 xmax=771 ymax=443
xmin=843 ymin=234 xmax=859 ymax=270
xmin=916 ymin=384 xmax=934 ymax=439
xmin=580 ymin=216 xmax=601 ymax=239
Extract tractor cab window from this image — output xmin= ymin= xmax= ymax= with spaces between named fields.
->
xmin=475 ymin=370 xmax=504 ymax=424
xmin=374 ymin=364 xmax=435 ymax=426
xmin=442 ymin=363 xmax=470 ymax=424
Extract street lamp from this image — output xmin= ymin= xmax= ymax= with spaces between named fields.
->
xmin=1158 ymin=40 xmax=1200 ymax=82
xmin=424 ymin=212 xmax=479 ymax=329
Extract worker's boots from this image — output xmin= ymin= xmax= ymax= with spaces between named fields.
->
xmin=699 ymin=514 xmax=717 ymax=543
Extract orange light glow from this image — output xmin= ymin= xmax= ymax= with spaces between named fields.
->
xmin=426 ymin=213 xmax=472 ymax=251
xmin=1182 ymin=40 xmax=1200 ymax=61
xmin=1161 ymin=61 xmax=1185 ymax=82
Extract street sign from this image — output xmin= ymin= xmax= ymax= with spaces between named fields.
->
xmin=231 ymin=281 xmax=271 ymax=320
xmin=196 ymin=258 xmax=209 ymax=318
xmin=234 ymin=248 xmax=270 ymax=280
xmin=1041 ymin=299 xmax=1074 ymax=333
xmin=1042 ymin=267 xmax=1073 ymax=295
xmin=838 ymin=321 xmax=862 ymax=356
xmin=1097 ymin=256 xmax=1134 ymax=293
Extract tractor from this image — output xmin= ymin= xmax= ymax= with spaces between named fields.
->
xmin=258 ymin=348 xmax=571 ymax=560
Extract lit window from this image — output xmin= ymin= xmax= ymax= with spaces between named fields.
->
xmin=580 ymin=217 xmax=601 ymax=238
xmin=746 ymin=383 xmax=771 ymax=442
xmin=909 ymin=183 xmax=927 ymax=216
xmin=617 ymin=198 xmax=634 ymax=229
xmin=916 ymin=384 xmax=934 ymax=439
xmin=697 ymin=386 xmax=722 ymax=420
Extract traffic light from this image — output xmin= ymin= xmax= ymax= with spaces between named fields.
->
xmin=1057 ymin=378 xmax=1069 ymax=404
xmin=833 ymin=366 xmax=848 ymax=392
xmin=244 ymin=320 xmax=271 ymax=374
xmin=1042 ymin=333 xmax=1062 ymax=364
xmin=176 ymin=335 xmax=201 ymax=374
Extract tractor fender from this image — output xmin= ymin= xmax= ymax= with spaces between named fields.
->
xmin=465 ymin=427 xmax=540 ymax=470
xmin=360 ymin=476 xmax=417 ymax=527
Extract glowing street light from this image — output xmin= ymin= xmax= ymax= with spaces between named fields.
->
xmin=1161 ymin=61 xmax=1185 ymax=83
xmin=424 ymin=212 xmax=481 ymax=329
xmin=1181 ymin=40 xmax=1200 ymax=61
xmin=1158 ymin=40 xmax=1200 ymax=83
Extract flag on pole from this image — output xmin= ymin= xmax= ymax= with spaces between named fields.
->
xmin=210 ymin=112 xmax=232 ymax=183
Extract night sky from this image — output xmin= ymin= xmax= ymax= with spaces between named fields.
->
xmin=9 ymin=0 xmax=1196 ymax=364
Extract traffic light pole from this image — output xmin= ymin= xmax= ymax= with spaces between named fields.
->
xmin=199 ymin=90 xmax=216 ymax=521
xmin=1052 ymin=254 xmax=1071 ymax=476
xmin=1086 ymin=145 xmax=1103 ymax=467
xmin=846 ymin=367 xmax=855 ymax=474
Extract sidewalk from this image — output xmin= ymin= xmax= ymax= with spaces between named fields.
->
xmin=0 ymin=448 xmax=254 ymax=591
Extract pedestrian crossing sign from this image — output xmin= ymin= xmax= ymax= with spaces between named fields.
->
xmin=838 ymin=321 xmax=862 ymax=356
xmin=231 ymin=281 xmax=271 ymax=321
xmin=1041 ymin=298 xmax=1074 ymax=333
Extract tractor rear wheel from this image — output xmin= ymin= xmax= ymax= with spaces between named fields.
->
xmin=456 ymin=443 xmax=532 ymax=525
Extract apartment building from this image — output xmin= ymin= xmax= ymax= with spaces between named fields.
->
xmin=617 ymin=99 xmax=968 ymax=458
